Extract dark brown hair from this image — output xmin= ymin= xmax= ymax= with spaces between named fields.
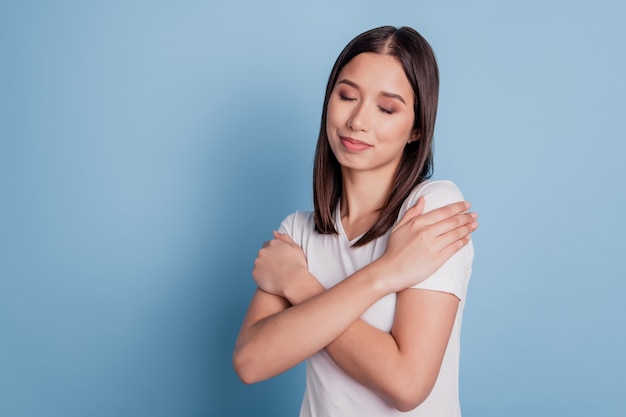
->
xmin=313 ymin=26 xmax=440 ymax=246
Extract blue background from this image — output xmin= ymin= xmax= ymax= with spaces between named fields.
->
xmin=1 ymin=1 xmax=624 ymax=416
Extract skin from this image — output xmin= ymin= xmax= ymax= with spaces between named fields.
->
xmin=233 ymin=53 xmax=478 ymax=412
xmin=326 ymin=53 xmax=420 ymax=238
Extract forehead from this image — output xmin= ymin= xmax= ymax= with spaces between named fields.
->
xmin=336 ymin=53 xmax=413 ymax=101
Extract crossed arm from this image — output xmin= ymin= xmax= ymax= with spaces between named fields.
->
xmin=233 ymin=199 xmax=476 ymax=411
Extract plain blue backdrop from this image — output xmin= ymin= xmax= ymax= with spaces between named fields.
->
xmin=1 ymin=1 xmax=624 ymax=416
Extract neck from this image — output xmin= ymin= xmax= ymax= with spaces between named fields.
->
xmin=339 ymin=167 xmax=395 ymax=240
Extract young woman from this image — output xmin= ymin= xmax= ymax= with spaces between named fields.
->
xmin=233 ymin=26 xmax=478 ymax=416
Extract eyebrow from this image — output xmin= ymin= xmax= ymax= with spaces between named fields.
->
xmin=336 ymin=79 xmax=407 ymax=105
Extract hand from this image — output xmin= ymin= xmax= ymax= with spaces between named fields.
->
xmin=252 ymin=232 xmax=308 ymax=298
xmin=376 ymin=198 xmax=478 ymax=293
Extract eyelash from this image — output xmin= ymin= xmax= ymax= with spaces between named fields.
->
xmin=339 ymin=94 xmax=394 ymax=115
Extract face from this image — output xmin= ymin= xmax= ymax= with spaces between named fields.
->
xmin=326 ymin=52 xmax=415 ymax=176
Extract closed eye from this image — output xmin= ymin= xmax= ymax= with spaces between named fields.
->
xmin=339 ymin=94 xmax=356 ymax=101
xmin=378 ymin=106 xmax=394 ymax=114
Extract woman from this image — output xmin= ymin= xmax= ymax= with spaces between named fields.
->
xmin=233 ymin=26 xmax=478 ymax=416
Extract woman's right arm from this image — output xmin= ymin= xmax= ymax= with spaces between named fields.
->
xmin=233 ymin=253 xmax=396 ymax=384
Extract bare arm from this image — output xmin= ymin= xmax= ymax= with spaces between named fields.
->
xmin=233 ymin=257 xmax=389 ymax=384
xmin=233 ymin=199 xmax=476 ymax=395
xmin=275 ymin=265 xmax=460 ymax=411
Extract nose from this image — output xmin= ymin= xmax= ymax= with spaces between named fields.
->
xmin=348 ymin=102 xmax=370 ymax=132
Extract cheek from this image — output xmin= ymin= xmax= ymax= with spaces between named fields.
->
xmin=325 ymin=101 xmax=343 ymax=138
xmin=398 ymin=114 xmax=416 ymax=140
xmin=379 ymin=117 xmax=414 ymax=143
xmin=326 ymin=100 xmax=339 ymax=126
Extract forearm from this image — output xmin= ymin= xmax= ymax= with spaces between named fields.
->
xmin=248 ymin=196 xmax=474 ymax=402
xmin=283 ymin=270 xmax=432 ymax=410
xmin=233 ymin=261 xmax=390 ymax=384
xmin=324 ymin=320 xmax=425 ymax=411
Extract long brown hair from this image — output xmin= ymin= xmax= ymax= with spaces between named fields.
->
xmin=313 ymin=26 xmax=440 ymax=246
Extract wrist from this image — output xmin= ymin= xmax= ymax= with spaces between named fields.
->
xmin=283 ymin=267 xmax=324 ymax=305
xmin=360 ymin=258 xmax=397 ymax=297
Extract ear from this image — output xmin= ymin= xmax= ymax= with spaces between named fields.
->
xmin=407 ymin=130 xmax=421 ymax=144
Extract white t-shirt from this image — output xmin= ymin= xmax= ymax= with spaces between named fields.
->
xmin=279 ymin=180 xmax=474 ymax=417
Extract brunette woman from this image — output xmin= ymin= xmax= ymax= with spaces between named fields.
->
xmin=234 ymin=26 xmax=477 ymax=417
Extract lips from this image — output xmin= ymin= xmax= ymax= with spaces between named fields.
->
xmin=340 ymin=136 xmax=372 ymax=152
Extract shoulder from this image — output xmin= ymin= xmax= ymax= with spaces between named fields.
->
xmin=399 ymin=180 xmax=465 ymax=219
xmin=278 ymin=210 xmax=315 ymax=247
xmin=404 ymin=180 xmax=474 ymax=296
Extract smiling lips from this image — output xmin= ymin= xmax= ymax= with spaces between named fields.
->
xmin=340 ymin=136 xmax=372 ymax=152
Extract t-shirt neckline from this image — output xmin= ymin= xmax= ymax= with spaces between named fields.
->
xmin=334 ymin=200 xmax=365 ymax=246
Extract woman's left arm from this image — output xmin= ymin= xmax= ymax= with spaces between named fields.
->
xmin=327 ymin=287 xmax=458 ymax=412
xmin=256 ymin=233 xmax=462 ymax=412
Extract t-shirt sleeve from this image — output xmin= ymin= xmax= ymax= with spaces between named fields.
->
xmin=404 ymin=181 xmax=474 ymax=299
xmin=278 ymin=212 xmax=296 ymax=236
xmin=277 ymin=211 xmax=309 ymax=248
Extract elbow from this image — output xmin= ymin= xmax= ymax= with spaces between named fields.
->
xmin=389 ymin=395 xmax=426 ymax=413
xmin=232 ymin=347 xmax=263 ymax=385
xmin=391 ymin=396 xmax=427 ymax=413
xmin=386 ymin=379 xmax=434 ymax=412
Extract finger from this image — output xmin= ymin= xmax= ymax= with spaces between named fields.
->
xmin=428 ymin=212 xmax=478 ymax=238
xmin=433 ymin=234 xmax=472 ymax=266
xmin=412 ymin=196 xmax=425 ymax=215
xmin=272 ymin=231 xmax=297 ymax=246
xmin=431 ymin=218 xmax=478 ymax=252
xmin=415 ymin=201 xmax=471 ymax=227
xmin=393 ymin=197 xmax=425 ymax=231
